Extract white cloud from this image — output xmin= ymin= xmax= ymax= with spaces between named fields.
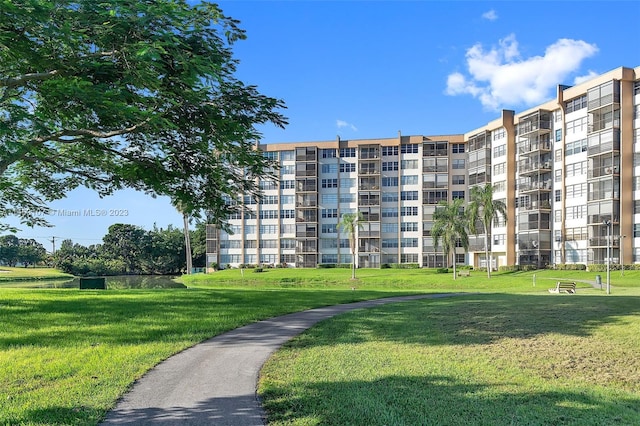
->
xmin=482 ymin=10 xmax=498 ymax=21
xmin=573 ymin=70 xmax=599 ymax=85
xmin=445 ymin=34 xmax=598 ymax=110
xmin=336 ymin=119 xmax=357 ymax=131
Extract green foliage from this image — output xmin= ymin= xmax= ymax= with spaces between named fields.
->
xmin=0 ymin=0 xmax=287 ymax=231
xmin=432 ymin=199 xmax=469 ymax=278
xmin=498 ymin=265 xmax=521 ymax=272
xmin=337 ymin=212 xmax=364 ymax=279
xmin=0 ymin=235 xmax=47 ymax=266
xmin=554 ymin=263 xmax=588 ymax=271
xmin=389 ymin=263 xmax=420 ymax=269
xmin=436 ymin=268 xmax=449 ymax=274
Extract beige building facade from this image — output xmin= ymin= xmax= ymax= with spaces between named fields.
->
xmin=207 ymin=65 xmax=640 ymax=270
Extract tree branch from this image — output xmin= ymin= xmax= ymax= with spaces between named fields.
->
xmin=0 ymin=70 xmax=60 ymax=88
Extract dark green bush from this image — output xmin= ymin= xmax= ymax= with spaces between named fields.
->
xmin=436 ymin=268 xmax=448 ymax=274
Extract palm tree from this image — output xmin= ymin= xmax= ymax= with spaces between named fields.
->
xmin=432 ymin=198 xmax=469 ymax=280
xmin=338 ymin=212 xmax=364 ymax=279
xmin=467 ymin=183 xmax=507 ymax=278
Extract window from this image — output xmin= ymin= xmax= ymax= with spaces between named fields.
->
xmin=452 ymin=143 xmax=465 ymax=153
xmin=382 ymin=239 xmax=398 ymax=248
xmin=382 ymin=208 xmax=398 ymax=217
xmin=634 ymin=224 xmax=640 ymax=238
xmin=565 ymin=161 xmax=587 ymax=177
xmin=321 ymin=224 xmax=338 ymax=234
xmin=340 ymin=178 xmax=355 ymax=188
xmin=321 ymin=254 xmax=338 ymax=264
xmin=321 ymin=208 xmax=338 ymax=218
xmin=565 ymin=95 xmax=587 ymax=113
xmin=565 ymin=205 xmax=587 ymax=220
xmin=493 ymin=234 xmax=505 ymax=245
xmin=555 ymin=169 xmax=562 ymax=182
xmin=401 ymin=238 xmax=418 ymax=247
xmin=321 ymin=178 xmax=338 ymax=188
xmin=382 ymin=223 xmax=398 ymax=233
xmin=382 ymin=146 xmax=398 ymax=156
xmin=322 ymin=148 xmax=337 ymax=158
xmin=401 ymin=191 xmax=418 ymax=200
xmin=281 ymin=254 xmax=296 ymax=264
xmin=382 ymin=177 xmax=398 ymax=187
xmin=555 ymin=149 xmax=563 ymax=162
xmin=340 ymin=162 xmax=356 ymax=173
xmin=340 ymin=148 xmax=356 ymax=157
xmin=401 ymin=206 xmax=418 ymax=216
xmin=555 ymin=190 xmax=561 ymax=202
xmin=493 ymin=145 xmax=506 ymax=158
xmin=401 ymin=175 xmax=418 ymax=185
xmin=321 ymin=194 xmax=337 ymax=204
xmin=321 ymin=164 xmax=337 ymax=174
xmin=280 ymin=224 xmax=295 ymax=234
xmin=555 ymin=129 xmax=562 ymax=142
xmin=494 ymin=162 xmax=506 ymax=175
xmin=565 ymin=139 xmax=587 ymax=156
xmin=280 ymin=209 xmax=295 ymax=219
xmin=452 ymin=175 xmax=465 ymax=185
xmin=220 ymin=239 xmax=242 ymax=249
xmin=452 ymin=159 xmax=465 ymax=169
xmin=566 ymin=117 xmax=587 ymax=135
xmin=262 ymin=151 xmax=277 ymax=160
xmin=261 ymin=239 xmax=278 ymax=248
xmin=401 ymin=222 xmax=418 ymax=232
xmin=382 ymin=192 xmax=398 ymax=202
xmin=566 ymin=183 xmax=587 ymax=198
xmin=260 ymin=210 xmax=280 ymax=219
xmin=493 ymin=127 xmax=506 ymax=140
xmin=452 ymin=191 xmax=465 ymax=200
xmin=280 ymin=180 xmax=295 ymax=189
xmin=401 ymin=159 xmax=418 ymax=169
xmin=339 ymin=193 xmax=355 ymax=203
xmin=382 ymin=161 xmax=398 ymax=171
xmin=280 ymin=150 xmax=294 ymax=161
xmin=400 ymin=253 xmax=418 ymax=263
xmin=554 ymin=210 xmax=562 ymax=222
xmin=260 ymin=180 xmax=278 ymax=190
xmin=280 ymin=165 xmax=294 ymax=175
xmin=280 ymin=238 xmax=296 ymax=249
xmin=400 ymin=144 xmax=418 ymax=154
xmin=262 ymin=195 xmax=278 ymax=204
xmin=493 ymin=181 xmax=506 ymax=192
xmin=260 ymin=254 xmax=277 ymax=264
xmin=260 ymin=225 xmax=277 ymax=234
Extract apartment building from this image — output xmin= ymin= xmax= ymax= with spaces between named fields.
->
xmin=206 ymin=65 xmax=640 ymax=270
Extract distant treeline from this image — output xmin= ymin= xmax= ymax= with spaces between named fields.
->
xmin=0 ymin=223 xmax=206 ymax=276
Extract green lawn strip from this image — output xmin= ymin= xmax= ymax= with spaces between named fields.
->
xmin=0 ymin=267 xmax=73 ymax=282
xmin=0 ymin=287 xmax=416 ymax=425
xmin=259 ymin=293 xmax=640 ymax=425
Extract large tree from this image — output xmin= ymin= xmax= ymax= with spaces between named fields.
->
xmin=0 ymin=0 xmax=286 ymax=232
xmin=467 ymin=183 xmax=507 ymax=278
xmin=432 ymin=198 xmax=469 ymax=280
xmin=338 ymin=212 xmax=363 ymax=279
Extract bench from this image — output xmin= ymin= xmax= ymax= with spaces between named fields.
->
xmin=457 ymin=270 xmax=470 ymax=278
xmin=548 ymin=281 xmax=576 ymax=294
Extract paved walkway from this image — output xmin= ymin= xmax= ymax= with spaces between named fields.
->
xmin=101 ymin=293 xmax=464 ymax=425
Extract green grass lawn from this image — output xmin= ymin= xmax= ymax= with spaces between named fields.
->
xmin=1 ymin=267 xmax=639 ymax=425
xmin=0 ymin=266 xmax=73 ymax=282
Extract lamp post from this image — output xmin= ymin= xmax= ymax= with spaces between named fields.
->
xmin=604 ymin=219 xmax=611 ymax=294
xmin=620 ymin=234 xmax=626 ymax=277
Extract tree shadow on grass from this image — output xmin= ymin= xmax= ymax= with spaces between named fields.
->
xmin=287 ymin=293 xmax=640 ymax=348
xmin=262 ymin=374 xmax=640 ymax=426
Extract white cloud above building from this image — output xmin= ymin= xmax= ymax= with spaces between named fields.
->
xmin=446 ymin=34 xmax=599 ymax=110
xmin=481 ymin=10 xmax=498 ymax=21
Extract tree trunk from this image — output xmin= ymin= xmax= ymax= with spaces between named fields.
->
xmin=484 ymin=231 xmax=491 ymax=279
xmin=452 ymin=249 xmax=457 ymax=280
xmin=183 ymin=213 xmax=192 ymax=274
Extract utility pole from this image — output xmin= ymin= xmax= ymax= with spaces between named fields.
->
xmin=49 ymin=236 xmax=58 ymax=254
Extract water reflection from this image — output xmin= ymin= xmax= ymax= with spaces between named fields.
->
xmin=1 ymin=275 xmax=186 ymax=289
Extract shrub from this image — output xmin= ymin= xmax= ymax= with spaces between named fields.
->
xmin=317 ymin=264 xmax=337 ymax=269
xmin=390 ymin=263 xmax=420 ymax=269
xmin=436 ymin=268 xmax=448 ymax=274
xmin=498 ymin=265 xmax=520 ymax=272
xmin=253 ymin=267 xmax=263 ymax=273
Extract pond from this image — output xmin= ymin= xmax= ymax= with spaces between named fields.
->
xmin=0 ymin=275 xmax=186 ymax=289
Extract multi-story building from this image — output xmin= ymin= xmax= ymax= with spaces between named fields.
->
xmin=207 ymin=65 xmax=640 ymax=270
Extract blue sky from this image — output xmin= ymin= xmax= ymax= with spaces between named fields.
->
xmin=7 ymin=1 xmax=640 ymax=250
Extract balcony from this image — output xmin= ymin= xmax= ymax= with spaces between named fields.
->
xmin=589 ymin=237 xmax=620 ymax=247
xmin=588 ymin=165 xmax=619 ymax=179
xmin=517 ymin=181 xmax=552 ymax=192
xmin=358 ymin=167 xmax=380 ymax=175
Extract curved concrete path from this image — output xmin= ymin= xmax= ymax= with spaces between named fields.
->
xmin=101 ymin=293 xmax=463 ymax=425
